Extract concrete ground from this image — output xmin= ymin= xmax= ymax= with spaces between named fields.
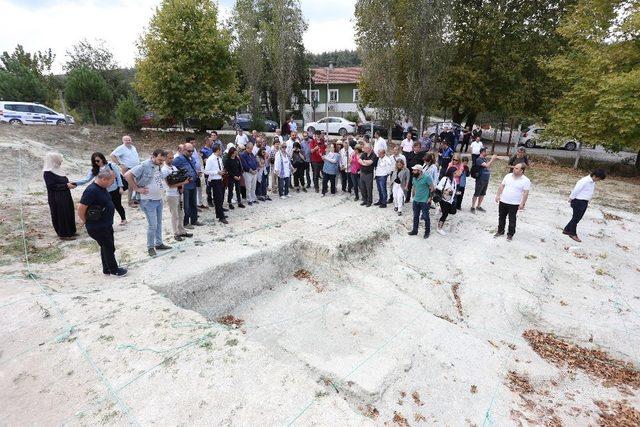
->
xmin=1 ymin=125 xmax=639 ymax=425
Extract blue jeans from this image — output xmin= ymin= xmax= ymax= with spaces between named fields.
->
xmin=412 ymin=201 xmax=430 ymax=235
xmin=183 ymin=187 xmax=197 ymax=225
xmin=257 ymin=175 xmax=268 ymax=198
xmin=278 ymin=176 xmax=290 ymax=196
xmin=375 ymin=175 xmax=388 ymax=204
xmin=140 ymin=199 xmax=164 ymax=248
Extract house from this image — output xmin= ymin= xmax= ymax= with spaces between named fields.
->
xmin=300 ymin=67 xmax=373 ymax=122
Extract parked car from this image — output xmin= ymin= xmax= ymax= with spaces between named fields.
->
xmin=0 ymin=101 xmax=74 ymax=125
xmin=357 ymin=121 xmax=417 ymax=140
xmin=306 ymin=116 xmax=357 ymax=136
xmin=519 ymin=125 xmax=578 ymax=151
xmin=231 ymin=113 xmax=279 ymax=132
xmin=426 ymin=121 xmax=463 ymax=138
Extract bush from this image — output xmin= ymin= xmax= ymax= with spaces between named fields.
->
xmin=115 ymin=95 xmax=143 ymax=131
xmin=344 ymin=112 xmax=359 ymax=123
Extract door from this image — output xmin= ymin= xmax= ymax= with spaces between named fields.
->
xmin=13 ymin=105 xmax=36 ymax=124
xmin=328 ymin=118 xmax=340 ymax=134
xmin=33 ymin=106 xmax=56 ymax=124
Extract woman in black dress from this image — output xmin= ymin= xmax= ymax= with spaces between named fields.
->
xmin=43 ymin=152 xmax=77 ymax=240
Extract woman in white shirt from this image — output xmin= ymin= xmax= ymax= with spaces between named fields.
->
xmin=436 ymin=168 xmax=457 ymax=235
xmin=274 ymin=143 xmax=293 ymax=199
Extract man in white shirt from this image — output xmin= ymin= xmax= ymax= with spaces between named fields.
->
xmin=275 ymin=128 xmax=285 ymax=144
xmin=400 ymin=132 xmax=414 ymax=156
xmin=286 ymin=131 xmax=299 ymax=157
xmin=494 ymin=163 xmax=531 ymax=241
xmin=373 ymin=131 xmax=387 ymax=156
xmin=162 ymin=152 xmax=192 ymax=242
xmin=235 ymin=129 xmax=249 ymax=146
xmin=203 ymin=144 xmax=229 ymax=224
xmin=110 ymin=135 xmax=140 ymax=206
xmin=374 ymin=149 xmax=394 ymax=208
xmin=469 ymin=136 xmax=484 ymax=165
xmin=563 ymin=169 xmax=606 ymax=242
xmin=288 ymin=116 xmax=297 ymax=134
xmin=339 ymin=140 xmax=354 ymax=193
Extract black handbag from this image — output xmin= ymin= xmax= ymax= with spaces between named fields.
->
xmin=86 ymin=204 xmax=105 ymax=222
xmin=166 ymin=168 xmax=189 ymax=186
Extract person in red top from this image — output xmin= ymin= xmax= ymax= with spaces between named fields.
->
xmin=309 ymin=131 xmax=326 ymax=193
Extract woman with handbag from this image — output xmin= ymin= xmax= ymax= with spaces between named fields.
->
xmin=436 ymin=168 xmax=457 ymax=235
xmin=73 ymin=152 xmax=127 ymax=226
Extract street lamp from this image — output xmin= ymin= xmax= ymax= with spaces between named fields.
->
xmin=326 ymin=62 xmax=333 ymax=135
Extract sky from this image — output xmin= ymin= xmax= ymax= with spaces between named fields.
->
xmin=0 ymin=0 xmax=357 ymax=73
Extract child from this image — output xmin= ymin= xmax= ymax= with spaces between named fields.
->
xmin=390 ymin=159 xmax=410 ymax=215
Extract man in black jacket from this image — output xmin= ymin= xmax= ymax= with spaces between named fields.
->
xmin=404 ymin=141 xmax=426 ymax=202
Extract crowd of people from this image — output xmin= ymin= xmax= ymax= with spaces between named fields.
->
xmin=41 ymin=126 xmax=606 ymax=277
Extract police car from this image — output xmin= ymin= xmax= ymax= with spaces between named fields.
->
xmin=0 ymin=102 xmax=75 ymax=125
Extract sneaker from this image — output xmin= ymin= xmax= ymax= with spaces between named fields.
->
xmin=407 ymin=231 xmax=418 ymax=236
xmin=155 ymin=244 xmax=172 ymax=250
xmin=494 ymin=232 xmax=504 ymax=238
xmin=470 ymin=207 xmax=476 ymax=213
xmin=184 ymin=224 xmax=195 ymax=230
xmin=360 ymin=201 xmax=367 ymax=206
xmin=112 ymin=268 xmax=128 ymax=277
xmin=174 ymin=235 xmax=184 ymax=242
xmin=285 ymin=195 xmax=291 ymax=199
xmin=506 ymin=235 xmax=513 ymax=241
xmin=477 ymin=206 xmax=486 ymax=212
xmin=179 ymin=233 xmax=194 ymax=238
xmin=238 ymin=203 xmax=246 ymax=208
xmin=248 ymin=202 xmax=253 ymax=206
xmin=437 ymin=228 xmax=447 ymax=236
xmin=281 ymin=196 xmax=286 ymax=199
xmin=193 ymin=221 xmax=205 ymax=227
xmin=229 ymin=204 xmax=235 ymax=210
xmin=219 ymin=218 xmax=229 ymax=224
xmin=148 ymin=248 xmax=157 ymax=257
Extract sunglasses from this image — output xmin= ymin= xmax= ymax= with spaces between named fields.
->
xmin=186 ymin=149 xmax=194 ymax=153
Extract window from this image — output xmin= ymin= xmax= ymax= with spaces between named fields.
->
xmin=12 ymin=104 xmax=34 ymax=112
xmin=33 ymin=106 xmax=55 ymax=114
xmin=309 ymin=90 xmax=319 ymax=103
xmin=353 ymin=89 xmax=360 ymax=103
xmin=329 ymin=89 xmax=339 ymax=103
xmin=317 ymin=117 xmax=327 ymax=124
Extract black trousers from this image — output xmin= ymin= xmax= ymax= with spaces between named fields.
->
xmin=359 ymin=172 xmax=374 ymax=205
xmin=211 ymin=180 xmax=225 ymax=219
xmin=293 ymin=164 xmax=305 ymax=188
xmin=87 ymin=226 xmax=119 ymax=274
xmin=455 ymin=186 xmax=466 ymax=210
xmin=340 ymin=170 xmax=351 ymax=192
xmin=109 ymin=189 xmax=126 ymax=221
xmin=322 ymin=173 xmax=336 ymax=194
xmin=439 ymin=201 xmax=453 ymax=223
xmin=498 ymin=201 xmax=519 ymax=236
xmin=350 ymin=173 xmax=360 ymax=198
xmin=227 ymin=178 xmax=241 ymax=204
xmin=183 ymin=187 xmax=198 ymax=226
xmin=564 ymin=199 xmax=588 ymax=236
xmin=206 ymin=180 xmax=214 ymax=205
xmin=311 ymin=162 xmax=323 ymax=190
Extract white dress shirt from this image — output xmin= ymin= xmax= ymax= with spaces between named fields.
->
xmin=375 ymin=155 xmax=394 ymax=177
xmin=400 ymin=138 xmax=413 ymax=152
xmin=204 ymin=154 xmax=224 ymax=181
xmin=470 ymin=140 xmax=484 ymax=155
xmin=570 ymin=175 xmax=595 ymax=201
xmin=374 ymin=137 xmax=388 ymax=156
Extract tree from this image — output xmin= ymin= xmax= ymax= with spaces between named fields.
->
xmin=444 ymin=0 xmax=575 ymax=128
xmin=115 ymin=94 xmax=144 ymax=131
xmin=543 ymin=0 xmax=640 ymax=165
xmin=135 ymin=0 xmax=242 ymax=128
xmin=0 ymin=45 xmax=55 ymax=103
xmin=65 ymin=67 xmax=112 ymax=125
xmin=355 ymin=0 xmax=450 ymax=133
xmin=231 ymin=0 xmax=307 ymax=125
xmin=307 ymin=50 xmax=361 ymax=67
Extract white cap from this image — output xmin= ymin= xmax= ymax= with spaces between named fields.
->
xmin=411 ymin=164 xmax=423 ymax=172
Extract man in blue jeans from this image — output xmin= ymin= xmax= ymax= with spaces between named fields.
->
xmin=125 ymin=149 xmax=172 ymax=257
xmin=173 ymin=142 xmax=204 ymax=228
xmin=407 ymin=164 xmax=434 ymax=238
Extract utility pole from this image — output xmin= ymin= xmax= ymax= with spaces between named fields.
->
xmin=58 ymin=90 xmax=69 ymax=126
xmin=326 ymin=62 xmax=333 ymax=135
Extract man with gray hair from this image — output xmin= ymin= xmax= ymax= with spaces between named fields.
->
xmin=110 ymin=135 xmax=140 ymax=207
xmin=358 ymin=143 xmax=378 ymax=207
xmin=125 ymin=149 xmax=172 ymax=257
xmin=78 ymin=169 xmax=127 ymax=276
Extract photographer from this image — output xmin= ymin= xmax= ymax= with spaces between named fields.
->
xmin=162 ymin=151 xmax=192 ymax=241
xmin=204 ymin=144 xmax=229 ymax=224
xmin=77 ymin=169 xmax=127 ymax=277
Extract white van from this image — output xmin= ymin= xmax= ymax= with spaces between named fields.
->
xmin=0 ymin=102 xmax=75 ymax=125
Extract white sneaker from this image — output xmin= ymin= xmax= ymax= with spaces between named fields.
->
xmin=285 ymin=195 xmax=291 ymax=199
xmin=280 ymin=196 xmax=286 ymax=200
xmin=437 ymin=228 xmax=447 ymax=236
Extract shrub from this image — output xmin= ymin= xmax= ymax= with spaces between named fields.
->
xmin=344 ymin=112 xmax=359 ymax=123
xmin=115 ymin=95 xmax=143 ymax=131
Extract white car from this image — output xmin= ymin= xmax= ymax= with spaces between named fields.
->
xmin=519 ymin=125 xmax=578 ymax=151
xmin=0 ymin=101 xmax=75 ymax=125
xmin=306 ymin=117 xmax=356 ymax=136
